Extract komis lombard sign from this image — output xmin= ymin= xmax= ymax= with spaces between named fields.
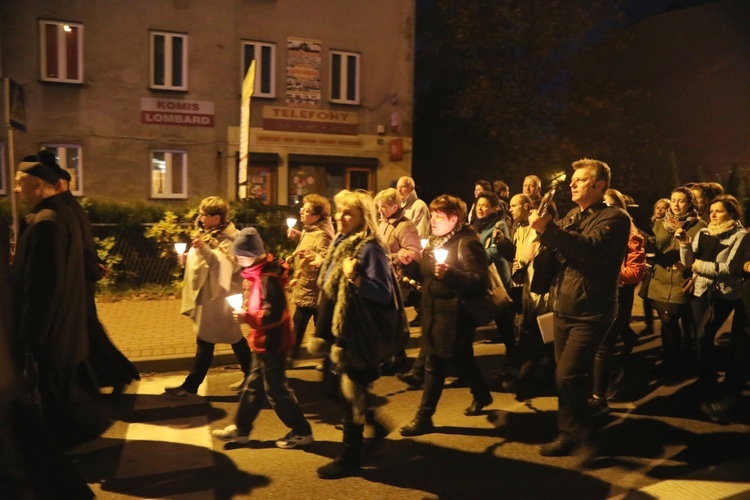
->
xmin=141 ymin=97 xmax=215 ymax=127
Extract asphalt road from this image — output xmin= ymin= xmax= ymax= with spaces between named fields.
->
xmin=70 ymin=333 xmax=750 ymax=500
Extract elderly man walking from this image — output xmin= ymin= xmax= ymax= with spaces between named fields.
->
xmin=529 ymin=159 xmax=630 ymax=464
xmin=396 ymin=176 xmax=430 ymax=239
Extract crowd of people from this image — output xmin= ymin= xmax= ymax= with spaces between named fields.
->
xmin=3 ymin=153 xmax=750 ymax=492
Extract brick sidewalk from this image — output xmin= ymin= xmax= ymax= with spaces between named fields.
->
xmin=96 ymin=298 xmax=237 ymax=373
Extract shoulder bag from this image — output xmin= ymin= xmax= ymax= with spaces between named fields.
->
xmin=457 ymin=238 xmax=513 ymax=325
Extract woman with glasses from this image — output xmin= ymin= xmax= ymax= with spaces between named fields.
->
xmin=164 ymin=196 xmax=251 ymax=398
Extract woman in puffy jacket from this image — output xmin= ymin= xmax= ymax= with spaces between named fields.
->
xmin=677 ymin=194 xmax=746 ymax=403
xmin=647 ymin=187 xmax=706 ymax=383
xmin=287 ymin=194 xmax=335 ymax=365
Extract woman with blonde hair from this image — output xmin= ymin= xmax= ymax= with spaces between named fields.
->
xmin=312 ymin=190 xmax=396 ymax=479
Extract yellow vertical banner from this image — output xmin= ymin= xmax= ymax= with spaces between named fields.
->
xmin=238 ymin=60 xmax=256 ymax=199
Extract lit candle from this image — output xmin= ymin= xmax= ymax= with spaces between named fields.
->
xmin=174 ymin=242 xmax=187 ymax=255
xmin=286 ymin=218 xmax=298 ymax=229
xmin=226 ymin=293 xmax=244 ymax=310
xmin=433 ymin=249 xmax=448 ymax=264
xmin=420 ymin=239 xmax=428 ymax=249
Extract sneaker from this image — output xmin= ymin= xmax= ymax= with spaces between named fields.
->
xmin=212 ymin=424 xmax=249 ymax=444
xmin=275 ymin=431 xmax=314 ymax=449
xmin=163 ymin=386 xmax=197 ymax=399
xmin=229 ymin=378 xmax=245 ymax=391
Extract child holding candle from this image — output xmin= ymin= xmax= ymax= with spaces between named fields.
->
xmin=213 ymin=227 xmax=314 ymax=448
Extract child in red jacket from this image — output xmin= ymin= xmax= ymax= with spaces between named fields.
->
xmin=212 ymin=227 xmax=313 ymax=448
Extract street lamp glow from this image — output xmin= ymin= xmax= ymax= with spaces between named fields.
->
xmin=433 ymin=249 xmax=448 ymax=264
xmin=286 ymin=218 xmax=297 ymax=229
xmin=226 ymin=293 xmax=244 ymax=310
xmin=174 ymin=242 xmax=187 ymax=255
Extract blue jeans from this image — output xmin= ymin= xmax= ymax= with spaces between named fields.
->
xmin=234 ymin=352 xmax=311 ymax=437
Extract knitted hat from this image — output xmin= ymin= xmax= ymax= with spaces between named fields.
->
xmin=18 ymin=154 xmax=61 ymax=185
xmin=234 ymin=227 xmax=265 ymax=258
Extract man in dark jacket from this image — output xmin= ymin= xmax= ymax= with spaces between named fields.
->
xmin=529 ymin=158 xmax=630 ymax=464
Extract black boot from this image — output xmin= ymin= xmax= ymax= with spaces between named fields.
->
xmin=317 ymin=422 xmax=364 ymax=479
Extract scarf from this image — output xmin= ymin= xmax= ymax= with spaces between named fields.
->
xmin=428 ymin=226 xmax=460 ymax=251
xmin=318 ymin=232 xmax=377 ymax=336
xmin=240 ymin=253 xmax=277 ymax=315
xmin=663 ymin=207 xmax=698 ymax=233
xmin=707 ymin=219 xmax=741 ymax=237
xmin=472 ymin=211 xmax=501 ymax=234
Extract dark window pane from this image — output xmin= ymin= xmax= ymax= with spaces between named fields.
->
xmin=65 ymin=26 xmax=79 ymax=80
xmin=331 ymin=54 xmax=341 ymax=99
xmin=260 ymin=45 xmax=272 ymax=94
xmin=171 ymin=36 xmax=183 ymax=87
xmin=244 ymin=44 xmax=255 ymax=76
xmin=153 ymin=35 xmax=165 ymax=85
xmin=346 ymin=55 xmax=357 ymax=101
xmin=45 ymin=24 xmax=58 ymax=78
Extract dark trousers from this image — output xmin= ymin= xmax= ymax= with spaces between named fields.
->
xmin=292 ymin=306 xmax=317 ymax=357
xmin=654 ymin=301 xmax=694 ymax=375
xmin=235 ymin=352 xmax=311 ymax=437
xmin=690 ymin=294 xmax=735 ymax=394
xmin=417 ymin=330 xmax=490 ymax=418
xmin=553 ymin=315 xmax=612 ymax=442
xmin=183 ymin=337 xmax=252 ymax=393
xmin=593 ymin=284 xmax=636 ymax=397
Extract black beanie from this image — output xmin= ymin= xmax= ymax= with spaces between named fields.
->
xmin=234 ymin=227 xmax=265 ymax=258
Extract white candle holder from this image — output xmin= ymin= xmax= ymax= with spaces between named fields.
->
xmin=434 ymin=249 xmax=448 ymax=264
xmin=226 ymin=293 xmax=244 ymax=311
xmin=174 ymin=242 xmax=187 ymax=255
xmin=286 ymin=218 xmax=298 ymax=229
xmin=420 ymin=239 xmax=428 ymax=249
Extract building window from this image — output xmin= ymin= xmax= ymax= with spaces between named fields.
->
xmin=0 ymin=143 xmax=6 ymax=195
xmin=150 ymin=31 xmax=188 ymax=91
xmin=41 ymin=144 xmax=83 ymax=196
xmin=241 ymin=41 xmax=276 ymax=98
xmin=39 ymin=20 xmax=84 ymax=83
xmin=150 ymin=150 xmax=187 ymax=199
xmin=330 ymin=50 xmax=360 ymax=104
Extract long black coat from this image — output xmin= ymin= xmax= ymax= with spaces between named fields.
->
xmin=418 ymin=226 xmax=489 ymax=358
xmin=12 ymin=195 xmax=88 ymax=368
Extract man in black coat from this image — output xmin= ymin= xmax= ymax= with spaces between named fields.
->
xmin=39 ymin=150 xmax=139 ymax=393
xmin=11 ymin=156 xmax=109 ymax=450
xmin=529 ymin=158 xmax=630 ymax=464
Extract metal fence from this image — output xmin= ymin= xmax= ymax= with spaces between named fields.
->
xmin=92 ymin=223 xmax=187 ymax=287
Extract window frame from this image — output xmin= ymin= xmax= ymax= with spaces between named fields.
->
xmin=39 ymin=19 xmax=84 ymax=83
xmin=329 ymin=50 xmax=361 ymax=105
xmin=150 ymin=149 xmax=188 ymax=199
xmin=41 ymin=144 xmax=83 ymax=196
xmin=149 ymin=30 xmax=188 ymax=91
xmin=241 ymin=40 xmax=276 ymax=98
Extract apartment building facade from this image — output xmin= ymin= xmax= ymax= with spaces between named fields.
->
xmin=0 ymin=0 xmax=415 ymax=206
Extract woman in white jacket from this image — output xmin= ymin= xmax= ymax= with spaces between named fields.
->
xmin=165 ymin=197 xmax=251 ymax=398
xmin=677 ymin=194 xmax=746 ymax=403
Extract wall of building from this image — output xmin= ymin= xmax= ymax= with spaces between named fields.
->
xmin=0 ymin=0 xmax=414 ymax=205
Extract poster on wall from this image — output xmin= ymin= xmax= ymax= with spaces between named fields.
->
xmin=286 ymin=37 xmax=321 ymax=108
